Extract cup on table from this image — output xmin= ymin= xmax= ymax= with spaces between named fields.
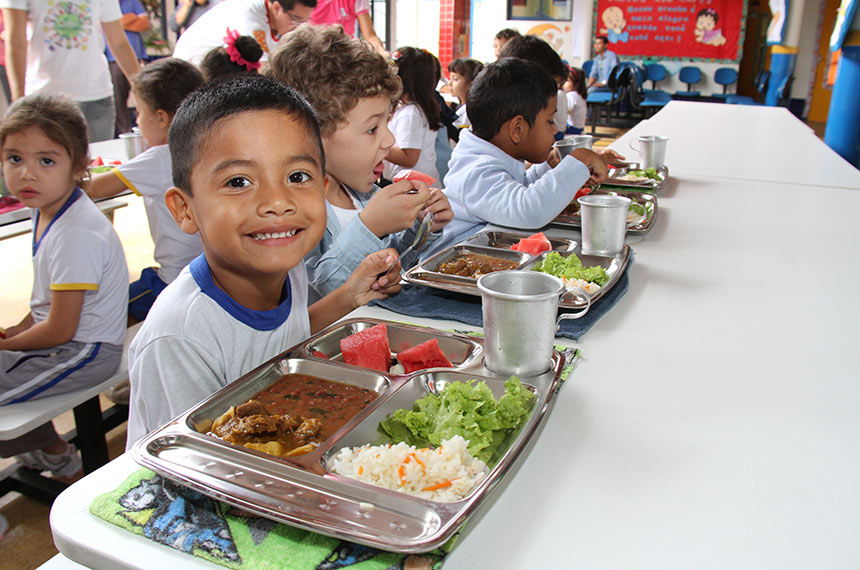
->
xmin=630 ymin=135 xmax=668 ymax=170
xmin=554 ymin=134 xmax=593 ymax=158
xmin=478 ymin=271 xmax=590 ymax=376
xmin=577 ymin=194 xmax=633 ymax=256
xmin=119 ymin=132 xmax=146 ymax=160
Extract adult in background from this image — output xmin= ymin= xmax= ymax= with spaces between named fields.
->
xmin=173 ymin=0 xmax=316 ymax=65
xmin=587 ymin=35 xmax=618 ymax=94
xmin=1 ymin=0 xmax=142 ymax=142
xmin=108 ymin=0 xmax=150 ymax=136
xmin=171 ymin=0 xmax=222 ymax=37
xmin=310 ymin=0 xmax=385 ymax=54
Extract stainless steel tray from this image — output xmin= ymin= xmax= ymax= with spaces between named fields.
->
xmin=460 ymin=230 xmax=576 ymax=252
xmin=404 ymin=238 xmax=630 ymax=309
xmin=601 ymin=162 xmax=668 ymax=190
xmin=131 ymin=319 xmax=572 ymax=553
xmin=553 ymin=189 xmax=658 ymax=235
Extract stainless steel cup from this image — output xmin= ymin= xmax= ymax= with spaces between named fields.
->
xmin=578 ymin=194 xmax=632 ymax=256
xmin=119 ymin=132 xmax=147 ymax=159
xmin=554 ymin=134 xmax=593 ymax=157
xmin=631 ymin=135 xmax=668 ymax=170
xmin=478 ymin=271 xmax=590 ymax=376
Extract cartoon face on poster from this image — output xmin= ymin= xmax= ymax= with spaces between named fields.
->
xmin=527 ymin=23 xmax=574 ymax=60
xmin=593 ymin=0 xmax=746 ymax=61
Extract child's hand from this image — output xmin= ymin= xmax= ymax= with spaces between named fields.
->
xmin=420 ymin=188 xmax=453 ymax=232
xmin=571 ymin=148 xmax=609 ymax=183
xmin=344 ymin=248 xmax=403 ymax=308
xmin=547 ymin=147 xmax=562 ymax=169
xmin=0 ymin=327 xmax=6 ymax=339
xmin=361 ymin=180 xmax=432 ymax=237
xmin=599 ymin=148 xmax=626 ymax=164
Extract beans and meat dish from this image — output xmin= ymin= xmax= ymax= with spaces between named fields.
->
xmin=436 ymin=253 xmax=519 ymax=278
xmin=207 ymin=374 xmax=377 ymax=458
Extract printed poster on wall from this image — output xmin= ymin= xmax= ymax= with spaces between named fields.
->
xmin=766 ymin=0 xmax=789 ymax=45
xmin=592 ymin=0 xmax=747 ymax=62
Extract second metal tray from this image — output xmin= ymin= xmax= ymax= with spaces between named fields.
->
xmin=553 ymin=189 xmax=658 ymax=235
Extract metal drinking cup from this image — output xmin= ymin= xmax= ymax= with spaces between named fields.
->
xmin=554 ymin=134 xmax=594 ymax=158
xmin=119 ymin=132 xmax=147 ymax=159
xmin=577 ymin=194 xmax=634 ymax=256
xmin=478 ymin=271 xmax=590 ymax=376
xmin=629 ymin=135 xmax=668 ymax=170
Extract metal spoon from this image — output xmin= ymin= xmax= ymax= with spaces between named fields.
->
xmin=382 ymin=211 xmax=434 ymax=275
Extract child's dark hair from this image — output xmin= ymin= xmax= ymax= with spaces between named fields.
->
xmin=0 ymin=92 xmax=89 ymax=176
xmin=498 ymin=35 xmax=567 ymax=83
xmin=467 ymin=58 xmax=557 ymax=141
xmin=448 ymin=58 xmax=485 ymax=83
xmin=200 ymin=35 xmax=263 ymax=81
xmin=391 ymin=47 xmax=440 ymax=131
xmin=697 ymin=7 xmax=718 ymax=23
xmin=495 ymin=28 xmax=520 ymax=41
xmin=169 ymin=74 xmax=324 ymax=195
xmin=132 ymin=58 xmax=205 ymax=117
xmin=568 ymin=66 xmax=587 ymax=99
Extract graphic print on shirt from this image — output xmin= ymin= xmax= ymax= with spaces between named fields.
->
xmin=42 ymin=0 xmax=94 ymax=52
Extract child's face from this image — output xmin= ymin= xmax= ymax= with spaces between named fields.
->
xmin=493 ymin=38 xmax=506 ymax=59
xmin=2 ymin=125 xmax=79 ymax=219
xmin=135 ymin=98 xmax=170 ymax=147
xmin=449 ymin=71 xmax=469 ymax=103
xmin=697 ymin=15 xmax=715 ymax=30
xmin=323 ymin=95 xmax=395 ymax=192
xmin=174 ymin=109 xmax=327 ymax=284
xmin=519 ymin=95 xmax=558 ymax=164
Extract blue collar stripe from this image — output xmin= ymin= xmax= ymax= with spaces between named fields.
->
xmin=32 ymin=186 xmax=83 ymax=256
xmin=189 ymin=254 xmax=292 ymax=331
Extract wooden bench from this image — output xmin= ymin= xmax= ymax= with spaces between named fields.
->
xmin=0 ymin=323 xmax=141 ymax=502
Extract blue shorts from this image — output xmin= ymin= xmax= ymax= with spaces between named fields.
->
xmin=128 ymin=267 xmax=168 ymax=321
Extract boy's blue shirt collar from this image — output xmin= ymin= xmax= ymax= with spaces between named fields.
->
xmin=189 ymin=254 xmax=293 ymax=331
xmin=32 ymin=186 xmax=83 ymax=256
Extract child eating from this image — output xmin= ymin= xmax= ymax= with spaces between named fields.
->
xmin=267 ymin=25 xmax=452 ymax=298
xmin=126 ymin=75 xmax=403 ymax=445
xmin=0 ymin=93 xmax=129 ymax=479
xmin=425 ymin=58 xmax=608 ymax=256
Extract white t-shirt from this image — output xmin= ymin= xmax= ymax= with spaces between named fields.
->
xmin=453 ymin=104 xmax=470 ymax=128
xmin=126 ymin=255 xmax=311 ymax=446
xmin=0 ymin=0 xmax=121 ymax=101
xmin=383 ymin=102 xmax=439 ymax=184
xmin=554 ymin=89 xmax=568 ymax=133
xmin=112 ymin=145 xmax=203 ymax=284
xmin=172 ymin=0 xmax=277 ymax=65
xmin=566 ymin=91 xmax=587 ymax=129
xmin=30 ymin=188 xmax=128 ymax=345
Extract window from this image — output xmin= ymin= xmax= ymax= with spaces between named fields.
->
xmin=508 ymin=0 xmax=572 ymax=21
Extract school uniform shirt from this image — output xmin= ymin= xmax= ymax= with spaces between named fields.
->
xmin=424 ymin=129 xmax=590 ymax=257
xmin=172 ymin=0 xmax=277 ymax=65
xmin=0 ymin=0 xmax=121 ymax=101
xmin=310 ymin=0 xmax=369 ymax=36
xmin=30 ymin=188 xmax=128 ymax=345
xmin=126 ymin=255 xmax=311 ymax=446
xmin=453 ymin=104 xmax=470 ymax=128
xmin=112 ymin=145 xmax=203 ymax=283
xmin=566 ymin=90 xmax=587 ymax=129
xmin=383 ymin=102 xmax=439 ymax=184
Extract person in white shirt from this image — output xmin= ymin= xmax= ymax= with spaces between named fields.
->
xmin=563 ymin=66 xmax=588 ymax=134
xmin=172 ymin=0 xmax=316 ymax=65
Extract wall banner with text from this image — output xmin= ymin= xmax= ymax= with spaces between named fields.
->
xmin=592 ymin=0 xmax=748 ymax=62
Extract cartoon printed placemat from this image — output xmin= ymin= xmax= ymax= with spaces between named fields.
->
xmin=90 ymin=470 xmax=449 ymax=570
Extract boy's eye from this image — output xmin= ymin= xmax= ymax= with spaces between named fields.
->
xmin=6 ymin=155 xmax=21 ymax=164
xmin=368 ymin=125 xmax=378 ymax=135
xmin=226 ymin=176 xmax=252 ymax=189
xmin=40 ymin=157 xmax=55 ymax=166
xmin=288 ymin=171 xmax=311 ymax=184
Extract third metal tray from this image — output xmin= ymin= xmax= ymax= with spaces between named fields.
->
xmin=553 ymin=189 xmax=658 ymax=235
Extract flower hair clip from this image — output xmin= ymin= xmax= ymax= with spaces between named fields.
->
xmin=223 ymin=28 xmax=261 ymax=71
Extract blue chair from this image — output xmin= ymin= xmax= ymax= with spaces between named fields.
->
xmin=712 ymin=67 xmax=738 ymax=100
xmin=674 ymin=66 xmax=702 ymax=98
xmin=582 ymin=59 xmax=594 ymax=78
xmin=644 ymin=63 xmax=667 ymax=90
xmin=727 ymin=69 xmax=771 ymax=105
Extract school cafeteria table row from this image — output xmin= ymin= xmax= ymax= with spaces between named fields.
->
xmin=46 ymin=103 xmax=860 ymax=569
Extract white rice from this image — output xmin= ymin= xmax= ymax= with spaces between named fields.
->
xmin=562 ymin=277 xmax=602 ymax=295
xmin=328 ymin=435 xmax=488 ymax=502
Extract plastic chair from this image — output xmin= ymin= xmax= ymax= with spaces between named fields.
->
xmin=726 ymin=70 xmax=771 ymax=105
xmin=644 ymin=63 xmax=667 ymax=90
xmin=582 ymin=59 xmax=594 ymax=78
xmin=674 ymin=66 xmax=702 ymax=98
xmin=775 ymin=74 xmax=794 ymax=107
xmin=712 ymin=67 xmax=738 ymax=100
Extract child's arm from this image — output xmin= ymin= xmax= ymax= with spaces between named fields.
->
xmin=360 ymin=180 xmax=431 ymax=237
xmin=308 ymin=249 xmax=401 ymax=334
xmin=385 ymin=146 xmax=421 ymax=168
xmin=0 ymin=290 xmax=84 ymax=351
xmin=421 ymin=188 xmax=454 ymax=233
xmin=84 ymin=170 xmax=129 ymax=200
xmin=1 ymin=312 xmax=34 ymax=339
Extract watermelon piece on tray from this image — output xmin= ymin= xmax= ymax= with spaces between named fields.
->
xmin=340 ymin=323 xmax=391 ymax=372
xmin=392 ymin=169 xmax=436 ymax=186
xmin=510 ymin=232 xmax=552 ymax=255
xmin=396 ymin=339 xmax=454 ymax=373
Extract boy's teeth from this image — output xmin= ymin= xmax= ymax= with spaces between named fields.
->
xmin=253 ymin=230 xmax=297 ymax=240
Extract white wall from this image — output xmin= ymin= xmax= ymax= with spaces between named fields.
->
xmin=393 ymin=0 xmax=441 ymax=53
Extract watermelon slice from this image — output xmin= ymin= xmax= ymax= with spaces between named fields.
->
xmin=396 ymin=339 xmax=453 ymax=373
xmin=392 ymin=169 xmax=436 ymax=186
xmin=510 ymin=232 xmax=552 ymax=255
xmin=311 ymin=350 xmax=328 ymax=359
xmin=340 ymin=323 xmax=391 ymax=372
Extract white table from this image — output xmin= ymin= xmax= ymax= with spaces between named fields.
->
xmin=616 ymin=101 xmax=860 ymax=190
xmin=49 ymin=130 xmax=860 ymax=567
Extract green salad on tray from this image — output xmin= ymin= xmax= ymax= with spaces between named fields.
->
xmin=533 ymin=252 xmax=610 ymax=286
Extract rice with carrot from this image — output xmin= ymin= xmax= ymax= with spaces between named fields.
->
xmin=328 ymin=436 xmax=488 ymax=502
